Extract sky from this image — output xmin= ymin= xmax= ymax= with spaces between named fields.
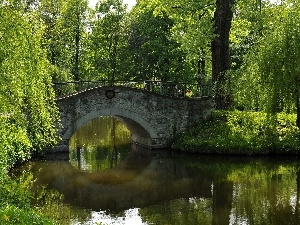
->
xmin=89 ymin=0 xmax=137 ymax=10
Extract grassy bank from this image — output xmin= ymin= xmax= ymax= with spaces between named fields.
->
xmin=0 ymin=174 xmax=56 ymax=225
xmin=172 ymin=110 xmax=300 ymax=155
xmin=0 ymin=116 xmax=57 ymax=224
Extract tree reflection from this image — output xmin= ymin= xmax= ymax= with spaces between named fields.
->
xmin=139 ymin=197 xmax=213 ymax=225
xmin=228 ymin=161 xmax=300 ymax=225
xmin=12 ymin=146 xmax=300 ymax=224
xmin=69 ymin=116 xmax=132 ymax=172
xmin=212 ymin=181 xmax=233 ymax=225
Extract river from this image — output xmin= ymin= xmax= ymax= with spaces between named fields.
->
xmin=11 ymin=117 xmax=300 ymax=225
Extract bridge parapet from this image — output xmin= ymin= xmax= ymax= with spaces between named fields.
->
xmin=53 ymin=80 xmax=211 ymax=99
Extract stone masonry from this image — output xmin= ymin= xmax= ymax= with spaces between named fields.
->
xmin=54 ymin=86 xmax=212 ymax=151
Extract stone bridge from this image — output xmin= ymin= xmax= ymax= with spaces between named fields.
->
xmin=54 ymin=86 xmax=212 ymax=151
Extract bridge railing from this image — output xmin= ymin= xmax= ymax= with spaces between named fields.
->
xmin=52 ymin=80 xmax=211 ymax=98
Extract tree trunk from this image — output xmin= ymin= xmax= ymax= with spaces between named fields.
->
xmin=296 ymin=92 xmax=300 ymax=129
xmin=296 ymin=166 xmax=300 ymax=222
xmin=212 ymin=0 xmax=235 ymax=109
xmin=212 ymin=181 xmax=233 ymax=225
xmin=73 ymin=13 xmax=80 ymax=81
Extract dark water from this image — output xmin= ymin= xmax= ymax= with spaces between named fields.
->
xmin=12 ymin=117 xmax=300 ymax=225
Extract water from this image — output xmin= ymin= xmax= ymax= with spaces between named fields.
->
xmin=11 ymin=117 xmax=300 ymax=225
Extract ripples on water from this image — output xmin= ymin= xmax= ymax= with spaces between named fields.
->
xmin=11 ymin=117 xmax=300 ymax=225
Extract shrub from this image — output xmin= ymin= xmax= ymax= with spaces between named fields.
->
xmin=172 ymin=110 xmax=300 ymax=155
xmin=0 ymin=173 xmax=55 ymax=225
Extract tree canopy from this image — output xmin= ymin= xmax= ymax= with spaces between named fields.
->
xmin=0 ymin=6 xmax=59 ymax=170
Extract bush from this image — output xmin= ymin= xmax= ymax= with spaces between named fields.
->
xmin=0 ymin=205 xmax=54 ymax=225
xmin=0 ymin=174 xmax=55 ymax=225
xmin=172 ymin=110 xmax=300 ymax=155
xmin=0 ymin=8 xmax=60 ymax=225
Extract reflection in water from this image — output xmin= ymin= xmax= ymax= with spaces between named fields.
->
xmin=69 ymin=116 xmax=132 ymax=172
xmin=10 ymin=117 xmax=300 ymax=225
xmin=13 ymin=154 xmax=300 ymax=225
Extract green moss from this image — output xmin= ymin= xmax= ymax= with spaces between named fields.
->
xmin=172 ymin=110 xmax=300 ymax=155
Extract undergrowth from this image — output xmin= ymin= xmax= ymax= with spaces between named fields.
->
xmin=172 ymin=110 xmax=300 ymax=155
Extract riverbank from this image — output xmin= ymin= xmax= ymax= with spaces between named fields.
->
xmin=0 ymin=172 xmax=56 ymax=224
xmin=172 ymin=110 xmax=300 ymax=155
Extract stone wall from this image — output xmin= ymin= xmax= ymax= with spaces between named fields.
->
xmin=54 ymin=86 xmax=212 ymax=151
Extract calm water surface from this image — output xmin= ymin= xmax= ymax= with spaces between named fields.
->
xmin=12 ymin=117 xmax=300 ymax=225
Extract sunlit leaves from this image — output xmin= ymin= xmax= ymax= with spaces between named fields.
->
xmin=0 ymin=6 xmax=59 ymax=169
xmin=232 ymin=1 xmax=300 ymax=116
xmin=89 ymin=0 xmax=130 ymax=80
xmin=256 ymin=2 xmax=300 ymax=116
xmin=129 ymin=2 xmax=194 ymax=81
xmin=230 ymin=19 xmax=252 ymax=45
xmin=173 ymin=110 xmax=300 ymax=154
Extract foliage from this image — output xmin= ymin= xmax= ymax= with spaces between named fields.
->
xmin=89 ymin=0 xmax=131 ymax=81
xmin=0 ymin=168 xmax=75 ymax=225
xmin=0 ymin=6 xmax=60 ymax=224
xmin=129 ymin=1 xmax=197 ymax=82
xmin=37 ymin=0 xmax=90 ymax=82
xmin=135 ymin=0 xmax=215 ymax=83
xmin=233 ymin=1 xmax=300 ymax=120
xmin=57 ymin=0 xmax=89 ymax=81
xmin=2 ymin=0 xmax=300 ymax=222
xmin=0 ymin=6 xmax=59 ymax=171
xmin=0 ymin=173 xmax=55 ymax=224
xmin=172 ymin=110 xmax=300 ymax=154
xmin=33 ymin=187 xmax=73 ymax=225
xmin=38 ymin=0 xmax=67 ymax=81
xmin=0 ymin=205 xmax=54 ymax=225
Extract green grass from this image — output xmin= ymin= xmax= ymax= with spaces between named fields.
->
xmin=172 ymin=110 xmax=300 ymax=155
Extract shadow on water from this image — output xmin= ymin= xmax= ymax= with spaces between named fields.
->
xmin=11 ymin=116 xmax=300 ymax=225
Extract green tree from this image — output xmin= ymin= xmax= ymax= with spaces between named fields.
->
xmin=6 ymin=0 xmax=39 ymax=12
xmin=233 ymin=1 xmax=300 ymax=126
xmin=56 ymin=0 xmax=89 ymax=81
xmin=129 ymin=1 xmax=191 ymax=81
xmin=168 ymin=2 xmax=214 ymax=84
xmin=0 ymin=6 xmax=59 ymax=169
xmin=259 ymin=2 xmax=300 ymax=127
xmin=231 ymin=1 xmax=286 ymax=111
xmin=38 ymin=0 xmax=63 ymax=65
xmin=135 ymin=0 xmax=236 ymax=103
xmin=90 ymin=0 xmax=130 ymax=82
xmin=211 ymin=0 xmax=235 ymax=109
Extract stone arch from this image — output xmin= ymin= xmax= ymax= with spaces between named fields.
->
xmin=53 ymin=86 xmax=212 ymax=151
xmin=63 ymin=107 xmax=159 ymax=147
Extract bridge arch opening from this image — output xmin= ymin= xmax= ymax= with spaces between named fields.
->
xmin=69 ymin=116 xmax=132 ymax=148
xmin=63 ymin=108 xmax=159 ymax=148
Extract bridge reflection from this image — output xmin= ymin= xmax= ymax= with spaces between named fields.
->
xmin=32 ymin=146 xmax=213 ymax=212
